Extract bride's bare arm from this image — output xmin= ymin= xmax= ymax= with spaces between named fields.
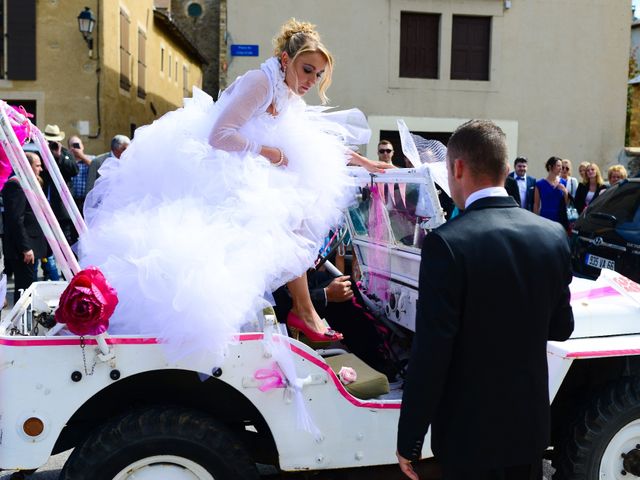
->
xmin=348 ymin=150 xmax=396 ymax=173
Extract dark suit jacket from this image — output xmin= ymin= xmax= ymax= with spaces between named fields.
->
xmin=574 ymin=182 xmax=607 ymax=213
xmin=397 ymin=196 xmax=574 ymax=469
xmin=2 ymin=178 xmax=47 ymax=260
xmin=41 ymin=147 xmax=79 ymax=224
xmin=507 ymin=172 xmax=536 ymax=211
xmin=86 ymin=152 xmax=110 ymax=194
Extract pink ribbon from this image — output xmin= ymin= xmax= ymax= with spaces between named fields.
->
xmin=571 ymin=286 xmax=619 ymax=302
xmin=367 ymin=185 xmax=390 ymax=300
xmin=254 ymin=363 xmax=286 ymax=392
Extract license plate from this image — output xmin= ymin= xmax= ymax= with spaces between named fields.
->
xmin=585 ymin=254 xmax=616 ymax=270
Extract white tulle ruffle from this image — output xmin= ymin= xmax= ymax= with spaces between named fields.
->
xmin=80 ymin=86 xmax=364 ymax=362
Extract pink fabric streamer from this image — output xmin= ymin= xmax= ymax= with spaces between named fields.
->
xmin=254 ymin=362 xmax=287 ymax=392
xmin=570 ymin=286 xmax=619 ymax=302
xmin=398 ymin=183 xmax=407 ymax=208
xmin=367 ymin=185 xmax=390 ymax=300
xmin=0 ymin=106 xmax=31 ymax=190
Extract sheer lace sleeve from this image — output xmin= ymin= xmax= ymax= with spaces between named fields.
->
xmin=209 ymin=70 xmax=272 ymax=155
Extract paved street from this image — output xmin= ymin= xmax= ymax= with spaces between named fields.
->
xmin=0 ymin=455 xmax=554 ymax=479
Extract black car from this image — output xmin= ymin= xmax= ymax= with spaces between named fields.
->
xmin=571 ymin=178 xmax=640 ymax=282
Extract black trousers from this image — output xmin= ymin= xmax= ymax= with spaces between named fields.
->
xmin=443 ymin=461 xmax=542 ymax=480
xmin=9 ymin=256 xmax=36 ymax=304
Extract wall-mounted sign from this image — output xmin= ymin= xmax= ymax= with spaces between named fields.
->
xmin=231 ymin=44 xmax=259 ymax=57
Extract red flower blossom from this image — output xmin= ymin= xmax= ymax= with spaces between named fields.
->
xmin=55 ymin=267 xmax=118 ymax=336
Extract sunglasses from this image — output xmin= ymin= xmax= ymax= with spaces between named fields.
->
xmin=561 ymin=166 xmax=570 ymax=170
xmin=378 ymin=149 xmax=393 ymax=154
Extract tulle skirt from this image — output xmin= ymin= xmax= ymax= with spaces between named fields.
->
xmin=79 ymin=89 xmax=355 ymax=361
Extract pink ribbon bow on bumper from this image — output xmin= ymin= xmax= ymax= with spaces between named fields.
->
xmin=254 ymin=363 xmax=287 ymax=392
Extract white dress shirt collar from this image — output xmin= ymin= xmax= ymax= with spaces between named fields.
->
xmin=465 ymin=186 xmax=508 ymax=209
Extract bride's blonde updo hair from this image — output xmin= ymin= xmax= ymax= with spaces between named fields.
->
xmin=273 ymin=18 xmax=334 ymax=104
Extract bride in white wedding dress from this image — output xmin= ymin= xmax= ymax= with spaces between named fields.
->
xmin=80 ymin=18 xmax=391 ymax=360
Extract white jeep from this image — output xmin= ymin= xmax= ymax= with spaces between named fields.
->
xmin=1 ymin=166 xmax=640 ymax=480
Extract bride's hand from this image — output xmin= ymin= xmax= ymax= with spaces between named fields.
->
xmin=348 ymin=151 xmax=396 ymax=173
xmin=260 ymin=146 xmax=288 ymax=167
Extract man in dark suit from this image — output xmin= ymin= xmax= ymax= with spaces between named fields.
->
xmin=86 ymin=134 xmax=131 ymax=195
xmin=506 ymin=156 xmax=536 ymax=211
xmin=3 ymin=152 xmax=48 ymax=304
xmin=396 ymin=120 xmax=574 ymax=480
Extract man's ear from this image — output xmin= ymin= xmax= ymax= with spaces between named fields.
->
xmin=453 ymin=157 xmax=464 ymax=180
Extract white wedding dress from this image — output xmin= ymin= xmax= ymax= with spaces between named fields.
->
xmin=79 ymin=57 xmax=369 ymax=361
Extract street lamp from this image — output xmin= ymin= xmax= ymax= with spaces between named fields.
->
xmin=77 ymin=7 xmax=96 ymax=54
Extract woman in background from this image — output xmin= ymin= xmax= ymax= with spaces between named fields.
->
xmin=575 ymin=163 xmax=607 ymax=213
xmin=607 ymin=164 xmax=628 ymax=186
xmin=533 ymin=156 xmax=568 ymax=225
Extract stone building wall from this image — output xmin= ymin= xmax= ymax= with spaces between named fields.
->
xmin=170 ymin=0 xmax=221 ymax=96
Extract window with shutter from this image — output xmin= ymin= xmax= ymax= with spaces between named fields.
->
xmin=399 ymin=12 xmax=440 ymax=79
xmin=120 ymin=10 xmax=131 ymax=90
xmin=137 ymin=29 xmax=146 ymax=99
xmin=6 ymin=0 xmax=36 ymax=80
xmin=451 ymin=15 xmax=491 ymax=81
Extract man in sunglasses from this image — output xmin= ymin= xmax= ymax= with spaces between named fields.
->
xmin=377 ymin=140 xmax=395 ymax=164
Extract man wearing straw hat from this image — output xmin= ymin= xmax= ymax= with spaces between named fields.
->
xmin=42 ymin=125 xmax=78 ymax=245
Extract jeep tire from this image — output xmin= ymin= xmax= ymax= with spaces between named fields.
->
xmin=60 ymin=406 xmax=260 ymax=480
xmin=554 ymin=375 xmax=640 ymax=479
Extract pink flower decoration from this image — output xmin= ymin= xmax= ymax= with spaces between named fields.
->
xmin=338 ymin=366 xmax=357 ymax=385
xmin=55 ymin=267 xmax=118 ymax=336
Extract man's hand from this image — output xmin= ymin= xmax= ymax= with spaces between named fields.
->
xmin=22 ymin=249 xmax=35 ymax=265
xmin=325 ymin=275 xmax=354 ymax=303
xmin=71 ymin=148 xmax=92 ymax=165
xmin=397 ymin=451 xmax=420 ymax=480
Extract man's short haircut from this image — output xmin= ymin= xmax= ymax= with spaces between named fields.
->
xmin=111 ymin=134 xmax=131 ymax=152
xmin=378 ymin=139 xmax=393 ymax=148
xmin=446 ymin=120 xmax=509 ymax=183
xmin=514 ymin=156 xmax=528 ymax=166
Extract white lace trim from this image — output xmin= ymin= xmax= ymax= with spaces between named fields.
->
xmin=260 ymin=57 xmax=291 ymax=115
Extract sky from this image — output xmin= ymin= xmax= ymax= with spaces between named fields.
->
xmin=635 ymin=0 xmax=640 ymax=18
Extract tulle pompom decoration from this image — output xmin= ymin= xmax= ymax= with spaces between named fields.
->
xmin=54 ymin=266 xmax=118 ymax=336
xmin=0 ymin=105 xmax=32 ymax=189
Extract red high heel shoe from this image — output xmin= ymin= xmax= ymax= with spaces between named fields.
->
xmin=287 ymin=311 xmax=344 ymax=342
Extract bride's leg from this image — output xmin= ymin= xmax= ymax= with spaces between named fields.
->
xmin=287 ymin=273 xmax=328 ymax=334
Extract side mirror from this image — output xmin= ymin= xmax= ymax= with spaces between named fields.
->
xmin=587 ymin=212 xmax=617 ymax=226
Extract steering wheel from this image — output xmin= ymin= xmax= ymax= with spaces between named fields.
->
xmin=314 ymin=226 xmax=349 ymax=271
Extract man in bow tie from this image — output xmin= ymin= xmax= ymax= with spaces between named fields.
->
xmin=506 ymin=156 xmax=536 ymax=211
